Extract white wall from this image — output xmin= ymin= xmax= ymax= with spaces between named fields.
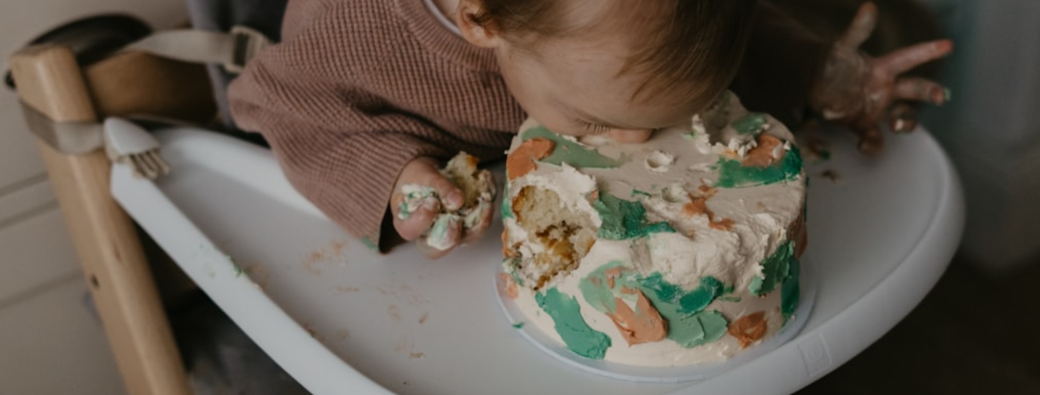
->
xmin=0 ymin=1 xmax=188 ymax=393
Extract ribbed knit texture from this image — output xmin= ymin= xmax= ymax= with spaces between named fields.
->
xmin=228 ymin=0 xmax=829 ymax=251
xmin=229 ymin=0 xmax=523 ymax=249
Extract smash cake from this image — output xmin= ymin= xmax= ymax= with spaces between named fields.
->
xmin=499 ymin=91 xmax=808 ymax=367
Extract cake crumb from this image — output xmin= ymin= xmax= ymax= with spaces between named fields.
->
xmin=301 ymin=239 xmax=352 ymax=275
xmin=410 ymin=352 xmax=426 ymax=359
xmin=387 ymin=305 xmax=401 ymax=322
xmin=820 ymin=169 xmax=841 ymax=182
xmin=419 ymin=312 xmax=429 ymax=324
xmin=394 ymin=336 xmax=410 ymax=352
xmin=645 ymin=150 xmax=674 ymax=172
xmin=335 ymin=285 xmax=361 ymax=293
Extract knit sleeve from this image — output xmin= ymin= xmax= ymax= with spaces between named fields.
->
xmin=228 ymin=41 xmax=450 ymax=252
xmin=731 ymin=1 xmax=832 ymax=128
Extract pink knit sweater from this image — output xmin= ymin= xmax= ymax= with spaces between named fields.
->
xmin=228 ymin=0 xmax=827 ymax=250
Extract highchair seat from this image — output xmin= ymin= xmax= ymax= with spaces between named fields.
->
xmin=110 ymin=120 xmax=963 ymax=395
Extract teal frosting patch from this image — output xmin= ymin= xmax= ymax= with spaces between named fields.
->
xmin=360 ymin=237 xmax=379 ymax=252
xmin=781 ymin=255 xmax=801 ymax=321
xmin=669 ymin=310 xmax=729 ymax=348
xmin=500 ymin=182 xmax=513 ymax=219
xmin=523 ymin=126 xmax=621 ymax=168
xmin=749 ymin=276 xmax=764 ymax=296
xmin=593 ymin=194 xmax=675 ymax=240
xmin=631 ymin=189 xmax=653 ymax=198
xmin=505 ymin=258 xmax=525 ymax=287
xmin=714 ymin=144 xmax=803 ymax=189
xmin=579 ymin=271 xmax=620 ymax=313
xmin=640 ymin=273 xmax=724 ymax=315
xmin=751 ymin=241 xmax=795 ymax=296
xmin=536 ymin=287 xmax=612 ymax=359
xmin=732 ymin=113 xmax=768 ymax=135
xmin=579 ymin=261 xmax=728 ymax=348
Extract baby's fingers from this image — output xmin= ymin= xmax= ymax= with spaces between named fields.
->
xmin=418 ymin=215 xmax=463 ymax=259
xmin=837 ymin=2 xmax=878 ymax=50
xmin=894 ymin=77 xmax=947 ymax=105
xmin=878 ymin=40 xmax=953 ymax=75
xmin=889 ymin=102 xmax=919 ymax=134
xmin=462 ymin=203 xmax=495 ymax=244
xmin=856 ymin=126 xmax=885 ymax=156
xmin=393 ymin=195 xmax=440 ymax=241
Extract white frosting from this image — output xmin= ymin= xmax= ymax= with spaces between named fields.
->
xmin=645 ymin=150 xmax=675 ymax=172
xmin=397 ymin=184 xmax=437 ymax=220
xmin=503 ymin=92 xmax=806 ymax=366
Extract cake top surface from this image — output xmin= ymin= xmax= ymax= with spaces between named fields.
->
xmin=504 ymin=91 xmax=807 ymax=292
xmin=509 ymin=91 xmax=802 ymax=199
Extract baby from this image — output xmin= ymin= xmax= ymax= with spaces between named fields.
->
xmin=229 ymin=0 xmax=950 ymax=258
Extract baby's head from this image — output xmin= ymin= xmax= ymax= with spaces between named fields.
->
xmin=457 ymin=0 xmax=756 ymax=140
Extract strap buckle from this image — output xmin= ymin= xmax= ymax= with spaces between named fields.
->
xmin=225 ymin=25 xmax=270 ymax=73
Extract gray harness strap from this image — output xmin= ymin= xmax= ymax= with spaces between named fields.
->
xmin=19 ymin=100 xmax=104 ymax=155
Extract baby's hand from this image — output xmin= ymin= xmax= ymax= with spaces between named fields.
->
xmin=390 ymin=157 xmax=494 ymax=259
xmin=808 ymin=2 xmax=953 ymax=156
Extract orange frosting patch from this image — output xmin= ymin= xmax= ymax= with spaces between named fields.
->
xmin=506 ymin=138 xmax=555 ymax=180
xmin=743 ymin=134 xmax=785 ymax=168
xmin=498 ymin=273 xmax=519 ymax=300
xmin=587 ymin=189 xmax=599 ymax=203
xmin=727 ymin=311 xmax=768 ymax=348
xmin=682 ymin=188 xmax=735 ymax=231
xmin=501 ymin=229 xmax=518 ymax=258
xmin=606 ymin=290 xmax=668 ymax=346
xmin=464 ymin=153 xmax=480 ymax=168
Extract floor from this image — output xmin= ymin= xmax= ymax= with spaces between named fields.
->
xmin=797 ymin=255 xmax=1040 ymax=395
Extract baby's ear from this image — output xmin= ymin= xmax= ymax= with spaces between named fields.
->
xmin=457 ymin=0 xmax=499 ymax=48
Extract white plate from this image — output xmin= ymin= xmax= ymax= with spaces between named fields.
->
xmin=112 ymin=126 xmax=963 ymax=395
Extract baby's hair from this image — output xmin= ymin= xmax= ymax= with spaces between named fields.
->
xmin=467 ymin=0 xmax=758 ymax=105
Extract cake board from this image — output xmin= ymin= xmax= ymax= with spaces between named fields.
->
xmin=110 ymin=124 xmax=963 ymax=395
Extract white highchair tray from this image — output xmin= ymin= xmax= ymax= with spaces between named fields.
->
xmin=111 ymin=126 xmax=962 ymax=395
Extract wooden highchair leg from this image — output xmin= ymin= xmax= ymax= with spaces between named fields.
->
xmin=8 ymin=45 xmax=191 ymax=395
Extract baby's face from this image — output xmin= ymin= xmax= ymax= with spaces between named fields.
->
xmin=494 ymin=30 xmax=718 ymax=140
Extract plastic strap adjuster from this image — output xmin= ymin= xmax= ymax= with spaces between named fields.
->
xmin=225 ymin=25 xmax=270 ymax=73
